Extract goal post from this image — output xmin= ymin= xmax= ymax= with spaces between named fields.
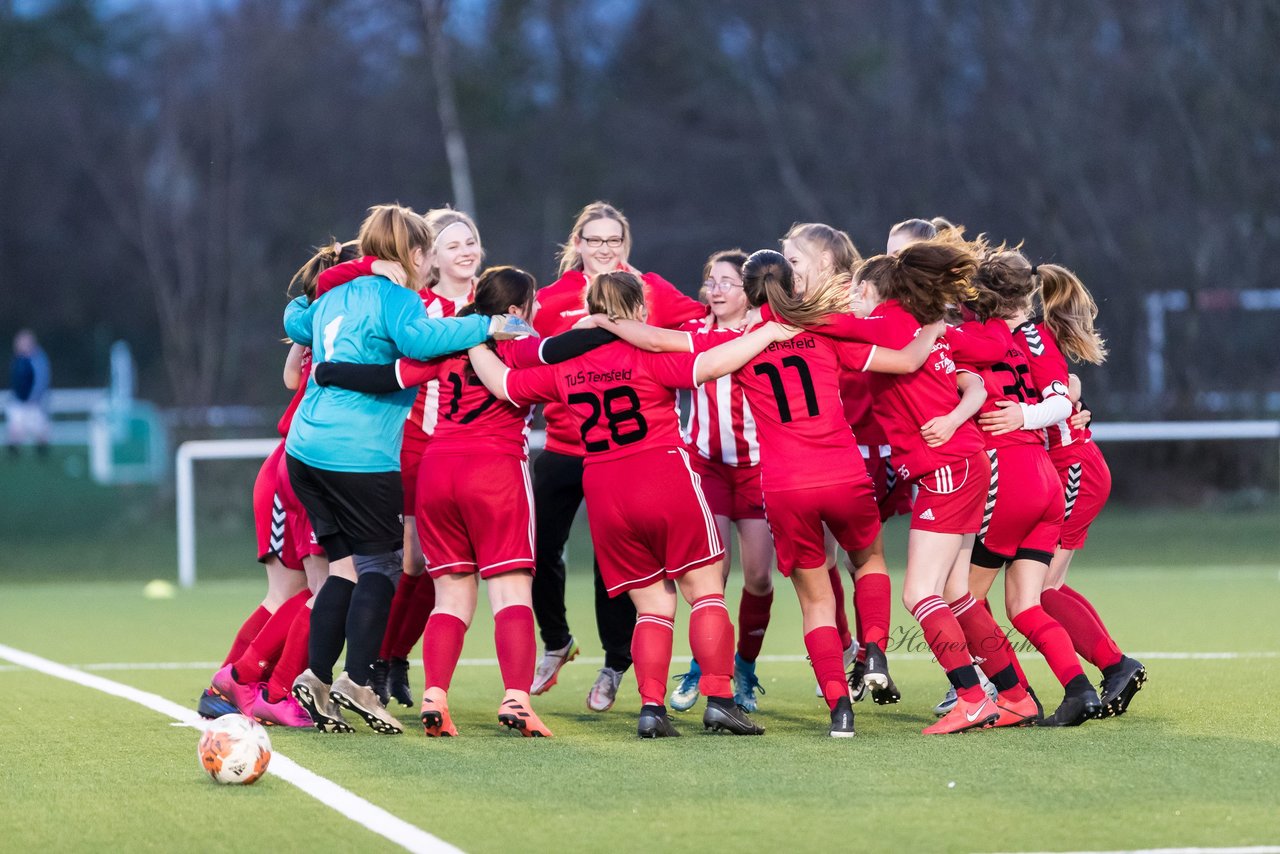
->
xmin=173 ymin=424 xmax=1276 ymax=588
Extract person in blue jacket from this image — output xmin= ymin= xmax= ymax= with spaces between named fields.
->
xmin=283 ymin=204 xmax=531 ymax=734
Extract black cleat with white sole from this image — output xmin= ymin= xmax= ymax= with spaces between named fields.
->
xmin=863 ymin=642 xmax=901 ymax=705
xmin=1037 ymin=683 xmax=1103 ymax=727
xmin=829 ymin=696 xmax=856 ymax=737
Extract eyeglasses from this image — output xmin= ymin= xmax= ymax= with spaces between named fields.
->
xmin=581 ymin=236 xmax=624 ymax=249
xmin=704 ymin=279 xmax=743 ymax=293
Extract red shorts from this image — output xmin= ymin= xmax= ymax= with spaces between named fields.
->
xmin=400 ymin=429 xmax=429 ymax=517
xmin=910 ymin=451 xmax=991 ymax=534
xmin=976 ymin=445 xmax=1064 ymax=564
xmin=763 ymin=479 xmax=881 ymax=576
xmin=690 ymin=454 xmax=765 ymax=521
xmin=860 ymin=444 xmax=913 ymax=521
xmin=253 ymin=442 xmax=318 ymax=571
xmin=415 ymin=453 xmax=535 ymax=579
xmin=1050 ymin=440 xmax=1112 ymax=550
xmin=583 ymin=447 xmax=724 ymax=597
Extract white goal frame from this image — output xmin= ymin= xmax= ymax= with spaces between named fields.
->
xmin=173 ymin=423 xmax=1277 ymax=588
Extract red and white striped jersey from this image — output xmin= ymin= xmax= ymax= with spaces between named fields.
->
xmin=683 ymin=324 xmax=760 ymax=467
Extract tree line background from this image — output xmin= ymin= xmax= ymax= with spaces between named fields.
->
xmin=2 ymin=0 xmax=1277 ymax=498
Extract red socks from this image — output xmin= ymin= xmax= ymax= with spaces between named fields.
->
xmin=911 ymin=596 xmax=984 ymax=703
xmin=378 ymin=572 xmax=420 ymax=660
xmin=264 ymin=601 xmax=313 ymax=703
xmin=828 ymin=567 xmax=854 ymax=651
xmin=421 ymin=612 xmax=467 ymax=692
xmin=632 ymin=614 xmax=675 ymax=707
xmin=736 ymin=588 xmax=773 ymax=661
xmin=689 ymin=595 xmax=734 ymax=699
xmin=234 ymin=590 xmax=310 ymax=683
xmin=949 ymin=594 xmax=1027 ymax=701
xmin=392 ymin=574 xmax=437 ymax=659
xmin=854 ymin=572 xmax=891 ymax=650
xmin=804 ymin=626 xmax=848 ymax=710
xmin=1011 ymin=604 xmax=1087 ymax=688
xmin=224 ymin=605 xmax=271 ymax=666
xmin=494 ymin=605 xmax=536 ymax=694
xmin=1042 ymin=586 xmax=1123 ymax=671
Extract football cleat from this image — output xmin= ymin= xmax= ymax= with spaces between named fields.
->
xmin=669 ymin=661 xmax=701 ymax=712
xmin=420 ymin=692 xmax=458 ymax=737
xmin=933 ymin=686 xmax=958 ymax=717
xmin=732 ymin=654 xmax=766 ymax=713
xmin=253 ymin=690 xmax=315 ymax=728
xmin=829 ymin=696 xmax=856 ymax=738
xmin=531 ymin=637 xmax=579 ymax=695
xmin=1037 ymin=687 xmax=1104 ymax=727
xmin=210 ymin=664 xmax=261 ymax=716
xmin=197 ymin=688 xmax=237 ymax=719
xmin=863 ymin=642 xmax=901 ymax=705
xmin=369 ymin=658 xmax=391 ymax=706
xmin=587 ymin=666 xmax=624 ymax=712
xmin=386 ymin=657 xmax=414 ymax=708
xmin=498 ymin=697 xmax=554 ymax=738
xmin=331 ymin=672 xmax=403 ymax=735
xmin=1098 ymin=656 xmax=1147 ymax=718
xmin=847 ymin=658 xmax=867 ymax=703
xmin=703 ymin=696 xmax=764 ymax=735
xmin=922 ymin=695 xmax=998 ymax=735
xmin=992 ymin=692 xmax=1041 ymax=728
xmin=637 ymin=704 xmax=681 ymax=738
xmin=292 ymin=669 xmax=354 ymax=733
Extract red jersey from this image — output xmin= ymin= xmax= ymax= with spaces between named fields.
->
xmin=1018 ymin=321 xmax=1082 ymax=449
xmin=532 ymin=270 xmax=705 ymax=456
xmin=276 ymin=347 xmax=313 ymax=438
xmin=859 ymin=301 xmax=986 ymax=482
xmin=734 ymin=328 xmax=872 ymax=492
xmin=402 ymin=338 xmax=543 ymax=459
xmin=951 ymin=318 xmax=1044 ymax=450
xmin=316 ymin=255 xmax=473 ymax=442
xmin=839 ymin=369 xmax=887 ymax=447
xmin=684 ymin=323 xmax=761 ymax=467
xmin=504 ymin=340 xmax=701 ymax=465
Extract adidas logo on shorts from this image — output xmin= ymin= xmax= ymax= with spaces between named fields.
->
xmin=918 ymin=508 xmax=936 ymax=521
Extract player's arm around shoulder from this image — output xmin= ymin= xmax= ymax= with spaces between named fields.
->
xmin=383 ymin=285 xmax=490 ymax=361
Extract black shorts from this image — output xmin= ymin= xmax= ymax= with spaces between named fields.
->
xmin=285 ymin=454 xmax=403 ymax=560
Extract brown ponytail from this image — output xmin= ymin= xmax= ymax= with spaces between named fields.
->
xmin=742 ymin=248 xmax=850 ymax=327
xmin=289 ymin=238 xmax=361 ymax=300
xmin=854 ymin=240 xmax=978 ymax=324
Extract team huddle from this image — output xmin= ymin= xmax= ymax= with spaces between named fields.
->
xmin=196 ymin=200 xmax=1147 ymax=739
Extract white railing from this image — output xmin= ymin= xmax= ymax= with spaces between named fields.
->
xmin=172 ymin=423 xmax=1274 ymax=587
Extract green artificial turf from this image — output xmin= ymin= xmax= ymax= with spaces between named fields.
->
xmin=3 ymin=450 xmax=1279 ymax=851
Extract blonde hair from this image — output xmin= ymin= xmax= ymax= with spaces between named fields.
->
xmin=1038 ymin=263 xmax=1108 ymax=364
xmin=557 ymin=202 xmax=632 ymax=276
xmin=423 ymin=208 xmax=482 ymax=288
xmin=289 ymin=239 xmax=361 ymax=300
xmin=783 ymin=222 xmax=861 ymax=293
xmin=356 ymin=204 xmax=433 ymax=290
xmin=587 ymin=271 xmax=645 ymax=321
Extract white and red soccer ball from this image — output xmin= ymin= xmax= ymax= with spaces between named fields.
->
xmin=198 ymin=714 xmax=272 ymax=785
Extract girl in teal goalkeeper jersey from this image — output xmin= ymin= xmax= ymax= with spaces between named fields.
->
xmin=284 ymin=203 xmax=531 ymax=734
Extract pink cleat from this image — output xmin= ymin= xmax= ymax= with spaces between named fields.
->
xmin=253 ymin=691 xmax=315 ymax=728
xmin=210 ymin=664 xmax=262 ymax=716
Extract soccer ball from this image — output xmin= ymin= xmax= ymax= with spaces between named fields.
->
xmin=197 ymin=713 xmax=272 ymax=785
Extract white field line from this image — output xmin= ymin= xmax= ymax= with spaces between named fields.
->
xmin=987 ymin=848 xmax=1280 ymax=854
xmin=0 ymin=650 xmax=1275 ymax=674
xmin=0 ymin=643 xmax=462 ymax=854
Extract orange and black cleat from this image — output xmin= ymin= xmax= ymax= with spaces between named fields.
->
xmin=922 ymin=695 xmax=998 ymax=735
xmin=498 ymin=697 xmax=554 ymax=738
xmin=992 ymin=692 xmax=1041 ymax=728
xmin=420 ymin=693 xmax=459 ymax=737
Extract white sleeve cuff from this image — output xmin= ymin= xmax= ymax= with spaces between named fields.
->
xmin=861 ymin=345 xmax=877 ymax=372
xmin=500 ymin=368 xmax=513 ymax=402
xmin=394 ymin=360 xmax=408 ymax=389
